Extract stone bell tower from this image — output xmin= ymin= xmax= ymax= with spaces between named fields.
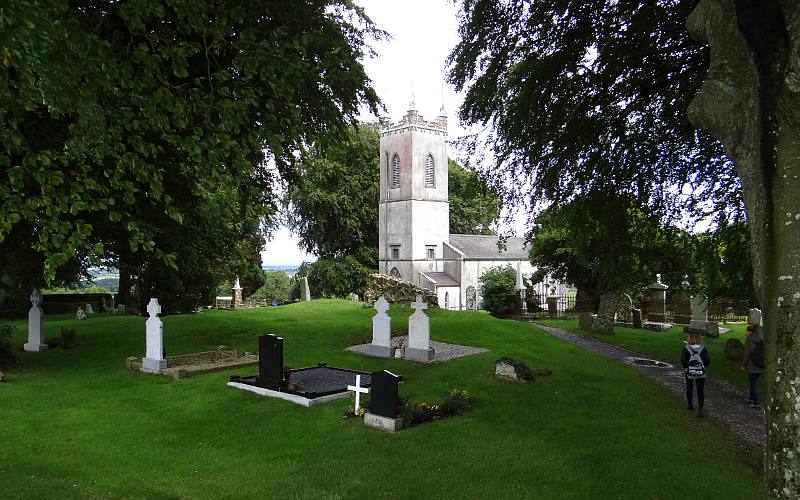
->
xmin=378 ymin=97 xmax=449 ymax=285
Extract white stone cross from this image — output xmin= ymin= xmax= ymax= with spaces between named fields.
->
xmin=411 ymin=294 xmax=427 ymax=312
xmin=147 ymin=298 xmax=161 ymax=317
xmin=347 ymin=374 xmax=370 ymax=413
xmin=142 ymin=298 xmax=166 ymax=372
xmin=30 ymin=288 xmax=42 ymax=306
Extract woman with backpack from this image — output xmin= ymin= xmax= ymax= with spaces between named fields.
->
xmin=681 ymin=332 xmax=711 ymax=417
xmin=741 ymin=323 xmax=765 ymax=408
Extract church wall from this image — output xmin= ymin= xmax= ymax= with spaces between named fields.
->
xmin=437 ymin=286 xmax=461 ymax=310
xmin=442 ymin=243 xmax=462 ymax=283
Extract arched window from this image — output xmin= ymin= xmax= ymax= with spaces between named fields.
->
xmin=444 ymin=291 xmax=449 ymax=309
xmin=391 ymin=154 xmax=400 ymax=189
xmin=389 ymin=267 xmax=401 ymax=279
xmin=425 ymin=154 xmax=435 ymax=188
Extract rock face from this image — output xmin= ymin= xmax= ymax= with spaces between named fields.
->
xmin=495 ymin=356 xmax=534 ymax=382
xmin=364 ymin=274 xmax=438 ymax=307
xmin=725 ymin=338 xmax=744 ymax=361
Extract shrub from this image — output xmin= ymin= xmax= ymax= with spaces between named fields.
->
xmin=479 ymin=265 xmax=520 ymax=316
xmin=250 ymin=270 xmax=293 ymax=302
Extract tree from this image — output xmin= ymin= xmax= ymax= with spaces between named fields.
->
xmin=250 ymin=270 xmax=293 ymax=303
xmin=479 ymin=265 xmax=520 ymax=317
xmin=448 ymin=159 xmax=501 ymax=235
xmin=449 ymin=0 xmax=798 ymax=494
xmin=0 ymin=0 xmax=382 ymax=287
xmin=686 ymin=2 xmax=800 ymax=495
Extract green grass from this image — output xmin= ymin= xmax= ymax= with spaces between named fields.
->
xmin=538 ymin=318 xmax=761 ymax=393
xmin=1 ymin=301 xmax=764 ymax=498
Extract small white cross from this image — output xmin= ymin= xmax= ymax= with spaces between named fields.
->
xmin=347 ymin=374 xmax=370 ymax=414
xmin=147 ymin=298 xmax=161 ymax=318
xmin=411 ymin=294 xmax=427 ymax=312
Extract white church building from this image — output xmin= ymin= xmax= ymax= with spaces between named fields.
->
xmin=378 ymin=100 xmax=537 ymax=310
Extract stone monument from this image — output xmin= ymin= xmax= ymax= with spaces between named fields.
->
xmin=689 ymin=292 xmax=718 ymax=337
xmin=300 ymin=277 xmax=311 ymax=301
xmin=615 ymin=293 xmax=634 ymax=326
xmin=406 ymin=294 xmax=434 ymax=361
xmin=368 ymin=296 xmax=395 ymax=357
xmin=24 ymin=288 xmax=48 ymax=352
xmin=85 ymin=303 xmax=94 ymax=314
xmin=364 ymin=370 xmax=403 ymax=432
xmin=672 ymin=277 xmax=692 ymax=324
xmin=141 ymin=298 xmax=167 ymax=373
xmin=646 ymin=274 xmax=668 ymax=323
xmin=231 ymin=277 xmax=243 ymax=309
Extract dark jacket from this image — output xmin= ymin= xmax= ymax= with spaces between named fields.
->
xmin=742 ymin=326 xmax=765 ymax=374
xmin=681 ymin=344 xmax=710 ymax=379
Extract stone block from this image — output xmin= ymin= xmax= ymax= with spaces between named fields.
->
xmin=364 ymin=412 xmax=404 ymax=432
xmin=23 ymin=342 xmax=49 ymax=352
xmin=495 ymin=356 xmax=533 ymax=382
xmin=142 ymin=357 xmax=168 ymax=372
xmin=125 ymin=356 xmax=139 ymax=369
xmin=632 ymin=309 xmax=643 ymax=328
xmin=368 ymin=344 xmax=396 ymax=358
xmin=405 ymin=347 xmax=434 ymax=361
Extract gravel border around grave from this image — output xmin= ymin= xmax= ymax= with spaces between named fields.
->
xmin=347 ymin=336 xmax=489 ymax=363
xmin=534 ymin=323 xmax=765 ymax=447
xmin=128 ymin=349 xmax=258 ymax=379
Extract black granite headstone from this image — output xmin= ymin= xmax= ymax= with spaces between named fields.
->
xmin=257 ymin=334 xmax=283 ymax=390
xmin=369 ymin=370 xmax=401 ymax=418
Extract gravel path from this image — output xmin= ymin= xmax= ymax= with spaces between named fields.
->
xmin=347 ymin=336 xmax=489 ymax=363
xmin=535 ymin=323 xmax=765 ymax=447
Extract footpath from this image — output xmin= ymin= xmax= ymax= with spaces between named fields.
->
xmin=535 ymin=323 xmax=765 ymax=447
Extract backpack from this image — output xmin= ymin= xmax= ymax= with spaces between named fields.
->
xmin=685 ymin=345 xmax=706 ymax=378
xmin=751 ymin=341 xmax=765 ymax=369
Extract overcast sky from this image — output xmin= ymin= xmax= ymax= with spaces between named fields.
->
xmin=261 ymin=0 xmax=467 ymax=266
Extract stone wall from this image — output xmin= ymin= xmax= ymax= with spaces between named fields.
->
xmin=365 ymin=274 xmax=439 ymax=308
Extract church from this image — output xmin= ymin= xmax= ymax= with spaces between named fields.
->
xmin=378 ymin=99 xmax=536 ymax=310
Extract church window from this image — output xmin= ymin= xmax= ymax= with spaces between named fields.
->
xmin=444 ymin=291 xmax=449 ymax=309
xmin=389 ymin=267 xmax=401 ymax=279
xmin=425 ymin=154 xmax=435 ymax=188
xmin=391 ymin=154 xmax=400 ymax=189
xmin=390 ymin=245 xmax=400 ymax=260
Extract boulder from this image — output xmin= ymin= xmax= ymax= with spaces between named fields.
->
xmin=725 ymin=338 xmax=744 ymax=361
xmin=578 ymin=312 xmax=593 ymax=331
xmin=494 ymin=356 xmax=534 ymax=383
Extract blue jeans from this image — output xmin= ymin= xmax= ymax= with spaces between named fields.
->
xmin=748 ymin=372 xmax=762 ymax=405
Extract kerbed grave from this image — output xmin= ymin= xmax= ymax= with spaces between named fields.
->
xmin=228 ymin=334 xmax=390 ymax=407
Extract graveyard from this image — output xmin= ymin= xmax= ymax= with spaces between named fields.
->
xmin=0 ymin=299 xmax=765 ymax=498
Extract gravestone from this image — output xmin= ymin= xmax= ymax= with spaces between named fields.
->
xmin=647 ymin=274 xmax=668 ymax=323
xmin=231 ymin=277 xmax=243 ymax=309
xmin=300 ymin=277 xmax=311 ymax=301
xmin=364 ymin=370 xmax=403 ymax=431
xmin=632 ymin=308 xmax=643 ymax=328
xmin=257 ymin=334 xmax=284 ymax=390
xmin=672 ymin=278 xmax=691 ymax=324
xmin=615 ymin=293 xmax=634 ymax=325
xmin=406 ymin=295 xmax=434 ymax=361
xmin=747 ymin=308 xmax=762 ymax=326
xmin=142 ymin=298 xmax=167 ymax=372
xmin=116 ymin=304 xmax=126 ymax=314
xmin=592 ymin=291 xmax=617 ymax=334
xmin=689 ymin=293 xmax=718 ymax=337
xmin=24 ymin=289 xmax=48 ymax=352
xmin=578 ymin=312 xmax=593 ymax=331
xmin=85 ymin=303 xmax=94 ymax=314
xmin=368 ymin=297 xmax=395 ymax=357
xmin=515 ymin=262 xmax=527 ymax=315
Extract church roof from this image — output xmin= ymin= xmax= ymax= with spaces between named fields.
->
xmin=447 ymin=234 xmax=531 ymax=260
xmin=420 ymin=272 xmax=460 ymax=287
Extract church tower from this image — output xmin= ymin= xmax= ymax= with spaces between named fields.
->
xmin=378 ymin=98 xmax=449 ymax=284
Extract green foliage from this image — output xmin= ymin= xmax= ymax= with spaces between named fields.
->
xmin=479 ymin=265 xmax=520 ymax=317
xmin=0 ymin=0 xmax=383 ymax=287
xmin=448 ymin=160 xmax=501 ymax=235
xmin=250 ymin=270 xmax=293 ymax=303
xmin=447 ymin=0 xmax=739 ymax=221
xmin=305 ymin=256 xmax=373 ymax=299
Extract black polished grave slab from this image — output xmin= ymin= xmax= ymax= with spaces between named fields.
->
xmin=258 ymin=334 xmax=283 ymax=390
xmin=370 ymin=370 xmax=402 ymax=418
xmin=230 ymin=364 xmax=373 ymax=398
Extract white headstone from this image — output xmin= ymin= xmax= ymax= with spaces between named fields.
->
xmin=406 ymin=294 xmax=433 ymax=361
xmin=368 ymin=296 xmax=394 ymax=357
xmin=142 ymin=298 xmax=167 ymax=372
xmin=300 ymin=277 xmax=311 ymax=301
xmin=346 ymin=374 xmax=370 ymax=414
xmin=24 ymin=289 xmax=48 ymax=352
xmin=85 ymin=303 xmax=94 ymax=314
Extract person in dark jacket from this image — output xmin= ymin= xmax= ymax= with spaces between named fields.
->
xmin=741 ymin=321 xmax=765 ymax=408
xmin=681 ymin=331 xmax=711 ymax=417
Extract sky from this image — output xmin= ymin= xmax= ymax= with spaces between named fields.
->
xmin=261 ymin=0 xmax=470 ymax=266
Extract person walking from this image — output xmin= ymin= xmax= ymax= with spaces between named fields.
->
xmin=682 ymin=331 xmax=711 ymax=417
xmin=741 ymin=318 xmax=765 ymax=409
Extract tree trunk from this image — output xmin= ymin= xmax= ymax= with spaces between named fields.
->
xmin=687 ymin=0 xmax=800 ymax=496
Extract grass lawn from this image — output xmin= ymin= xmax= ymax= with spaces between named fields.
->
xmin=1 ymin=300 xmax=764 ymax=498
xmin=538 ymin=318 xmax=762 ymax=394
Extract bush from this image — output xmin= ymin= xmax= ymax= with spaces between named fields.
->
xmin=250 ymin=270 xmax=293 ymax=302
xmin=0 ymin=324 xmax=17 ymax=369
xmin=479 ymin=265 xmax=520 ymax=316
xmin=294 ymin=256 xmax=373 ymax=299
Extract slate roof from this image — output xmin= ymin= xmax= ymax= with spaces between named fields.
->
xmin=447 ymin=234 xmax=530 ymax=260
xmin=420 ymin=272 xmax=460 ymax=287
